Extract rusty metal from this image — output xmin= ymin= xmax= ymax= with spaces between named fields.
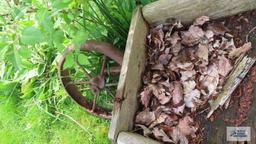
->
xmin=58 ymin=41 xmax=123 ymax=119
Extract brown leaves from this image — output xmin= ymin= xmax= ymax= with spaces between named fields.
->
xmin=207 ymin=22 xmax=229 ymax=35
xmin=152 ymin=127 xmax=174 ymax=143
xmin=194 ymin=16 xmax=210 ymax=26
xmin=140 ymin=87 xmax=152 ymax=107
xmin=172 ymin=81 xmax=183 ymax=105
xmin=196 ymin=43 xmax=209 ymax=62
xmin=181 ymin=25 xmax=205 ymax=46
xmin=135 ymin=15 xmax=244 ymax=143
xmin=152 ymin=84 xmax=172 ymax=105
xmin=218 ymin=55 xmax=233 ymax=76
xmin=200 ymin=64 xmax=219 ymax=96
xmin=177 ymin=116 xmax=197 ymax=136
xmin=135 ymin=108 xmax=156 ymax=126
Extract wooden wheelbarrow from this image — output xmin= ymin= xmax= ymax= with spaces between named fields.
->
xmin=108 ymin=0 xmax=256 ymax=143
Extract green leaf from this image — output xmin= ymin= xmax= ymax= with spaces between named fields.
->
xmin=53 ymin=30 xmax=65 ymax=45
xmin=0 ymin=62 xmax=5 ymax=79
xmin=37 ymin=64 xmax=46 ymax=76
xmin=36 ymin=9 xmax=54 ymax=32
xmin=73 ymin=31 xmax=88 ymax=47
xmin=77 ymin=54 xmax=89 ymax=65
xmin=4 ymin=46 xmax=22 ymax=70
xmin=20 ymin=27 xmax=44 ymax=45
xmin=21 ymin=80 xmax=34 ymax=99
xmin=0 ymin=16 xmax=5 ymax=25
xmin=0 ymin=81 xmax=18 ymax=96
xmin=11 ymin=6 xmax=25 ymax=20
xmin=20 ymin=59 xmax=33 ymax=69
xmin=18 ymin=47 xmax=31 ymax=59
xmin=0 ymin=45 xmax=8 ymax=61
xmin=63 ymin=52 xmax=74 ymax=69
xmin=22 ymin=69 xmax=38 ymax=82
xmin=52 ymin=0 xmax=72 ymax=9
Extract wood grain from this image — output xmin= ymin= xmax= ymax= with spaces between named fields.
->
xmin=208 ymin=55 xmax=256 ymax=118
xmin=117 ymin=132 xmax=161 ymax=144
xmin=108 ymin=6 xmax=149 ymax=143
xmin=143 ymin=0 xmax=256 ymax=24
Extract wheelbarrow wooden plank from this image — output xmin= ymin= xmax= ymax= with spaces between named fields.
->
xmin=108 ymin=6 xmax=149 ymax=143
xmin=143 ymin=0 xmax=256 ymax=24
xmin=117 ymin=132 xmax=161 ymax=144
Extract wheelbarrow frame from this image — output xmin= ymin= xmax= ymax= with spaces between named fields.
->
xmin=109 ymin=0 xmax=256 ymax=143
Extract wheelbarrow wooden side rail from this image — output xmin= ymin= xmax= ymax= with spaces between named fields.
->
xmin=143 ymin=0 xmax=256 ymax=24
xmin=108 ymin=7 xmax=150 ymax=143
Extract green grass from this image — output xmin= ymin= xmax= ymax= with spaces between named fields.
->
xmin=0 ymin=95 xmax=110 ymax=144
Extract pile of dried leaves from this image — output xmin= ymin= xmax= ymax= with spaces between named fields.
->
xmin=134 ymin=16 xmax=252 ymax=144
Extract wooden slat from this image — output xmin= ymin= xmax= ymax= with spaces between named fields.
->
xmin=117 ymin=132 xmax=161 ymax=144
xmin=202 ymin=88 xmax=256 ymax=144
xmin=208 ymin=55 xmax=256 ymax=118
xmin=108 ymin=6 xmax=149 ymax=143
xmin=143 ymin=0 xmax=256 ymax=24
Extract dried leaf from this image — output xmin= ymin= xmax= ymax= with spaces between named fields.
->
xmin=151 ymin=63 xmax=165 ymax=71
xmin=135 ymin=124 xmax=152 ymax=137
xmin=172 ymin=81 xmax=183 ymax=105
xmin=205 ymin=30 xmax=214 ymax=41
xmin=172 ymin=42 xmax=183 ymax=56
xmin=173 ymin=104 xmax=185 ymax=115
xmin=170 ymin=127 xmax=189 ymax=144
xmin=229 ymin=42 xmax=251 ymax=58
xmin=218 ymin=55 xmax=233 ymax=76
xmin=151 ymin=25 xmax=165 ymax=49
xmin=149 ymin=113 xmax=168 ymax=128
xmin=213 ymin=39 xmax=221 ymax=48
xmin=176 ymin=62 xmax=194 ymax=70
xmin=196 ymin=43 xmax=209 ymax=62
xmin=184 ymin=89 xmax=201 ymax=108
xmin=152 ymin=127 xmax=174 ymax=143
xmin=152 ymin=85 xmax=172 ymax=104
xmin=222 ymin=38 xmax=236 ymax=51
xmin=207 ymin=22 xmax=229 ymax=35
xmin=200 ymin=64 xmax=219 ymax=96
xmin=151 ymin=73 xmax=162 ymax=83
xmin=180 ymin=70 xmax=196 ymax=81
xmin=159 ymin=54 xmax=172 ymax=65
xmin=177 ymin=116 xmax=197 ymax=136
xmin=140 ymin=87 xmax=152 ymax=107
xmin=135 ymin=108 xmax=156 ymax=125
xmin=167 ymin=31 xmax=181 ymax=46
xmin=181 ymin=25 xmax=205 ymax=46
xmin=183 ymin=80 xmax=196 ymax=94
xmin=194 ymin=16 xmax=209 ymax=26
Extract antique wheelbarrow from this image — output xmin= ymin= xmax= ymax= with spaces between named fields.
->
xmin=108 ymin=0 xmax=256 ymax=144
xmin=58 ymin=0 xmax=256 ymax=143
